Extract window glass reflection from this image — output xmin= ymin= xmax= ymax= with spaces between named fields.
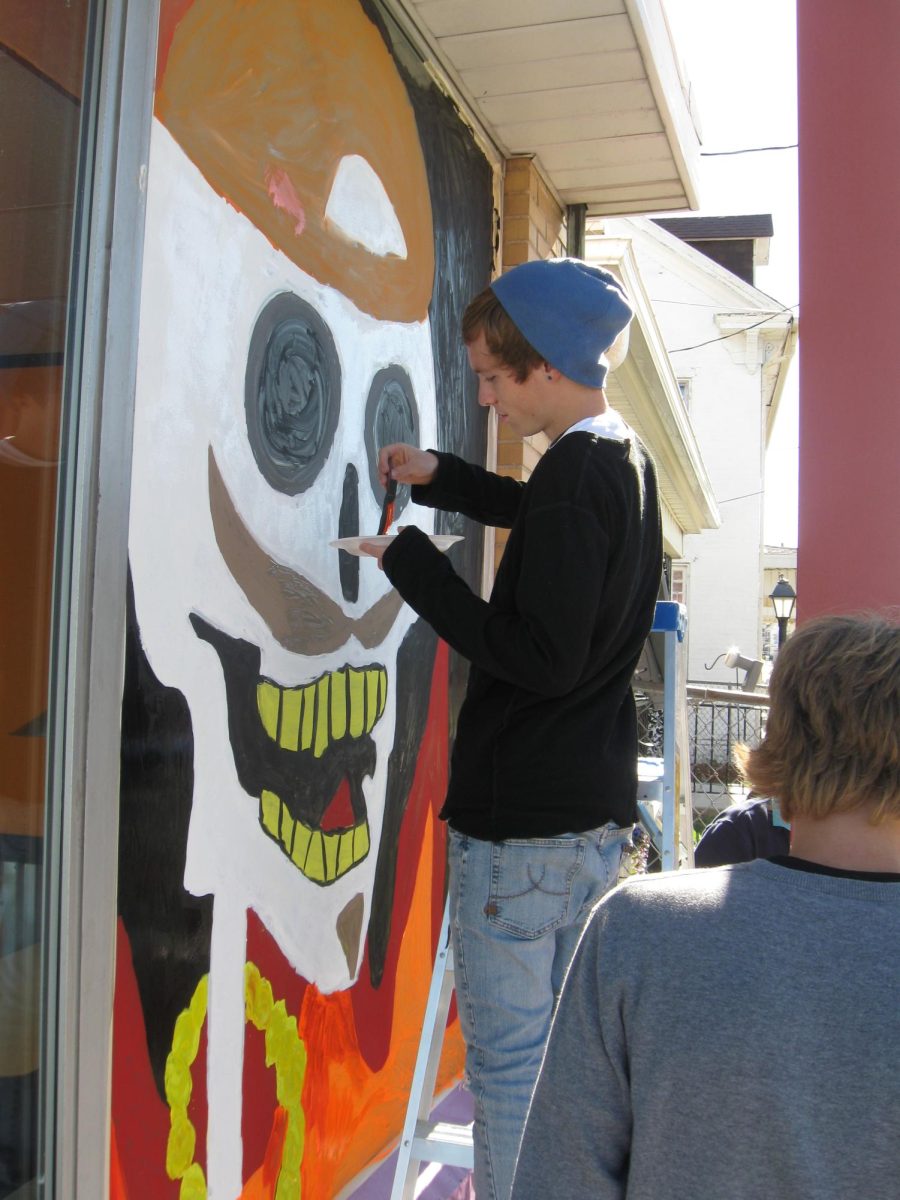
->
xmin=0 ymin=4 xmax=90 ymax=1192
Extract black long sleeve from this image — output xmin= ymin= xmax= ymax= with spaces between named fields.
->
xmin=410 ymin=450 xmax=525 ymax=528
xmin=384 ymin=488 xmax=609 ymax=696
xmin=383 ymin=435 xmax=661 ymax=840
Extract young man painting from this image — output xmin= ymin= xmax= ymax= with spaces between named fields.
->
xmin=511 ymin=612 xmax=900 ymax=1200
xmin=362 ymin=258 xmax=663 ymax=1200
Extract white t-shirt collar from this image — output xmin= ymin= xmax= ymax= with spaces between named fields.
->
xmin=555 ymin=406 xmax=632 ymax=445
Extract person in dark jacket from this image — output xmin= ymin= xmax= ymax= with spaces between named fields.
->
xmin=362 ymin=258 xmax=662 ymax=1200
xmin=694 ymin=796 xmax=790 ymax=866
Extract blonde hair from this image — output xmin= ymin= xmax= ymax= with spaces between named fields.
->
xmin=736 ymin=613 xmax=900 ymax=822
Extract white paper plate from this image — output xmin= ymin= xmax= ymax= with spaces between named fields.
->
xmin=329 ymin=533 xmax=464 ymax=557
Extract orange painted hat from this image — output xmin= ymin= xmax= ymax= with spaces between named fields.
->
xmin=156 ymin=0 xmax=434 ymax=324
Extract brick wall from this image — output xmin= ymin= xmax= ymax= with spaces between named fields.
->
xmin=492 ymin=157 xmax=566 ymax=563
xmin=501 ymin=156 xmax=567 ymax=268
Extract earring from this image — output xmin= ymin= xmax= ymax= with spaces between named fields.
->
xmin=545 ymin=372 xmax=553 ymax=380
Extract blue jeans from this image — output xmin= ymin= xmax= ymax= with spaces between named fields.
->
xmin=448 ymin=823 xmax=633 ymax=1200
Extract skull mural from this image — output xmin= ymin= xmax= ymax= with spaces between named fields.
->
xmin=130 ymin=137 xmax=437 ymax=987
xmin=137 ymin=0 xmax=439 ymax=983
xmin=118 ymin=0 xmax=473 ymax=1192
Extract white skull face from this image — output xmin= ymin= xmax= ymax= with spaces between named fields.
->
xmin=128 ymin=122 xmax=437 ymax=991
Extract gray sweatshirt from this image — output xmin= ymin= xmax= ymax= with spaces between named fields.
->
xmin=511 ymin=860 xmax=900 ymax=1200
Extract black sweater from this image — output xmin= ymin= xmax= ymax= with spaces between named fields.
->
xmin=382 ymin=430 xmax=662 ymax=840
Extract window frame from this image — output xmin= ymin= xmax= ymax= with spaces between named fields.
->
xmin=40 ymin=1 xmax=160 ymax=1195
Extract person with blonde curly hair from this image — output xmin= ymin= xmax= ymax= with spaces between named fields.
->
xmin=737 ymin=612 xmax=900 ymax=830
xmin=511 ymin=612 xmax=900 ymax=1200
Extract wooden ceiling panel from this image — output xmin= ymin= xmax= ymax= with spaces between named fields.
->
xmin=459 ymin=50 xmax=645 ymax=98
xmin=538 ymin=132 xmax=672 ymax=172
xmin=412 ymin=0 xmax=625 ymax=39
xmin=478 ymin=80 xmax=656 ymax=126
xmin=437 ymin=15 xmax=634 ymax=70
xmin=392 ymin=0 xmax=701 ymax=216
xmin=500 ymin=108 xmax=662 ymax=153
xmin=582 ymin=180 xmax=688 ymax=204
xmin=588 ymin=197 xmax=691 ymax=214
xmin=553 ymin=158 xmax=679 ymax=191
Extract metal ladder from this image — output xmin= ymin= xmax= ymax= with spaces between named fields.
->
xmin=389 ymin=898 xmax=473 ymax=1200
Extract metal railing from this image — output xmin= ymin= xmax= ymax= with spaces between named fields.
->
xmin=635 ymin=684 xmax=770 ymax=870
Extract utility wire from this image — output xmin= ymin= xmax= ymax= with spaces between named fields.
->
xmin=701 ymin=143 xmax=798 ymax=156
xmin=718 ymin=489 xmax=764 ymax=505
xmin=669 ymin=305 xmax=797 ymax=353
xmin=652 ymin=298 xmax=744 ymax=308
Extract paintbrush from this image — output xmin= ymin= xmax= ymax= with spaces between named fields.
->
xmin=377 ymin=475 xmax=398 ymax=536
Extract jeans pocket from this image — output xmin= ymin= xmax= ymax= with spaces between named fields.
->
xmin=486 ymin=838 xmax=585 ymax=939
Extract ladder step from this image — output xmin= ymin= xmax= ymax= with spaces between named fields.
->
xmin=411 ymin=1120 xmax=474 ymax=1169
xmin=390 ymin=898 xmax=473 ymax=1198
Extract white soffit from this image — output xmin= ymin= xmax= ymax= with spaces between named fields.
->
xmin=393 ymin=0 xmax=701 ymax=216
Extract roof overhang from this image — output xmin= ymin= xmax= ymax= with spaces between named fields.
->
xmin=590 ymin=237 xmax=720 ymax=536
xmin=653 ymin=215 xmax=774 ymax=273
xmin=387 ymin=0 xmax=702 ymax=217
xmin=713 ymin=311 xmax=798 ymax=440
xmin=620 ymin=218 xmax=799 ymax=444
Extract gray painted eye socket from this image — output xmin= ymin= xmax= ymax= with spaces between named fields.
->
xmin=364 ymin=365 xmax=419 ymax=517
xmin=245 ymin=293 xmax=340 ymax=494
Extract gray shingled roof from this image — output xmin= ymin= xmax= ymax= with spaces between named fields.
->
xmin=652 ymin=214 xmax=774 ymax=240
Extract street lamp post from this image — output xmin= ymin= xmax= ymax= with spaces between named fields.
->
xmin=769 ymin=574 xmax=797 ymax=650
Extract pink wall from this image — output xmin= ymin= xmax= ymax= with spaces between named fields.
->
xmin=797 ymin=0 xmax=900 ymax=620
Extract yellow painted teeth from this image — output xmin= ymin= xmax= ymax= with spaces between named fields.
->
xmin=256 ymin=665 xmax=387 ymax=758
xmin=259 ymin=789 xmax=370 ymax=886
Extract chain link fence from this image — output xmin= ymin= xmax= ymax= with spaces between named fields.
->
xmin=633 ymin=685 xmax=770 ymax=872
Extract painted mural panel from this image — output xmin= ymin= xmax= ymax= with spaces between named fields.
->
xmin=113 ymin=1 xmax=493 ymax=1196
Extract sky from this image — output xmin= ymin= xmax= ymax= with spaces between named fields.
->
xmin=662 ymin=0 xmax=799 ymax=547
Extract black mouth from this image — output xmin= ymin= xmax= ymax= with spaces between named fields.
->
xmin=190 ymin=613 xmax=386 ymax=885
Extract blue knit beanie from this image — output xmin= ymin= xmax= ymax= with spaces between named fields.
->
xmin=491 ymin=258 xmax=633 ymax=389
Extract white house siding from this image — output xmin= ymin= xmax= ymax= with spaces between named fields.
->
xmin=591 ymin=219 xmax=793 ymax=687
